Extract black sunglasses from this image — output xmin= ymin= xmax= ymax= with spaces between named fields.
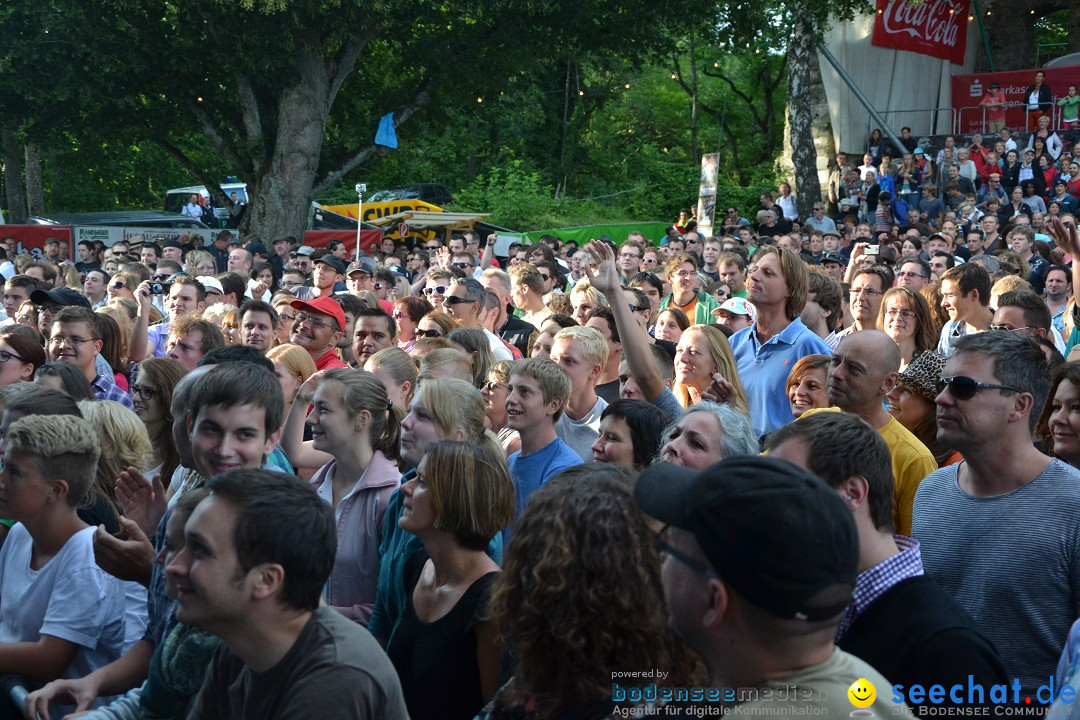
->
xmin=415 ymin=328 xmax=443 ymax=338
xmin=937 ymin=375 xmax=1023 ymax=400
xmin=444 ymin=296 xmax=477 ymax=306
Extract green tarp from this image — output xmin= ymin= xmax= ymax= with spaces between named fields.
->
xmin=520 ymin=222 xmax=669 ymax=247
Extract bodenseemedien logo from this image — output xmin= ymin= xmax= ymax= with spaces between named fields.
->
xmin=848 ymin=678 xmax=876 ymax=717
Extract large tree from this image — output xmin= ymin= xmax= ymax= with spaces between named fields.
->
xmin=1 ymin=0 xmax=703 ymax=237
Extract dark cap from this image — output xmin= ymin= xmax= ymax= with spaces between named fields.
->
xmin=820 ymin=251 xmax=845 ymax=265
xmin=30 ymin=287 xmax=91 ymax=309
xmin=44 ymin=238 xmax=60 ymax=246
xmin=989 ymin=82 xmax=1000 ymax=89
xmin=290 ymin=246 xmax=316 ymax=258
xmin=635 ymin=456 xmax=857 ymax=621
xmin=246 ymin=241 xmax=268 ymax=257
xmin=162 ymin=239 xmax=183 ymax=250
xmin=346 ymin=257 xmax=378 ymax=276
xmin=314 ymin=254 xmax=346 ymax=274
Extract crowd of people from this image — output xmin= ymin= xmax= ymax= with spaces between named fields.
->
xmin=2 ymin=147 xmax=1080 ymax=718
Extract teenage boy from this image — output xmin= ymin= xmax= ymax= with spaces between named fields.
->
xmin=505 ymin=358 xmax=582 ymax=539
xmin=171 ymin=469 xmax=408 ymax=718
xmin=0 ymin=415 xmax=126 ymax=692
xmin=937 ymin=263 xmax=994 ymax=356
xmin=548 ymin=326 xmax=609 ymax=462
xmin=49 ymin=306 xmax=133 ymax=409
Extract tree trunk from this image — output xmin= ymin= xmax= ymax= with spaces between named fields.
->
xmin=243 ymin=56 xmax=331 ymax=241
xmin=24 ymin=142 xmax=45 ymax=216
xmin=689 ymin=36 xmax=699 ymax=164
xmin=982 ymin=5 xmax=1035 ymax=71
xmin=787 ymin=11 xmax=822 ymax=220
xmin=2 ymin=128 xmax=27 ymax=224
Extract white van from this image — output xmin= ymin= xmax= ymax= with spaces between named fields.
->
xmin=163 ymin=182 xmax=248 ymax=223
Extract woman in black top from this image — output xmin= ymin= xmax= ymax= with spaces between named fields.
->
xmin=386 ymin=439 xmax=514 ymax=720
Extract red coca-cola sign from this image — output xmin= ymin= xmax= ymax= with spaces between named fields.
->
xmin=872 ymin=0 xmax=969 ymax=65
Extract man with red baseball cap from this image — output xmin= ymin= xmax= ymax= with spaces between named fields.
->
xmin=289 ymin=297 xmax=347 ymax=369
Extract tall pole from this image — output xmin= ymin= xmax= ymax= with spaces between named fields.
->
xmin=817 ymin=42 xmax=905 ymax=153
xmin=355 ymin=183 xmax=367 ymax=262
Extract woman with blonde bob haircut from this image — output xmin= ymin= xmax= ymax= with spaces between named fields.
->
xmin=364 ymin=347 xmax=418 ymax=409
xmin=672 ymin=324 xmax=749 ymax=414
xmin=281 ymin=368 xmax=405 ymax=624
xmin=369 ymin=377 xmax=503 ymax=645
xmin=876 ymin=286 xmax=940 ymax=369
xmin=388 ymin=439 xmax=515 ymax=719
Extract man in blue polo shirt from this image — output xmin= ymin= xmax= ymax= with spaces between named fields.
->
xmin=729 ymin=245 xmax=831 ymax=436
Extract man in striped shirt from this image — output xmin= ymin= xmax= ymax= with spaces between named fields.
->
xmin=914 ymin=332 xmax=1080 ymax=700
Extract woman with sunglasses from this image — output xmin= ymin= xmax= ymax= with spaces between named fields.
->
xmin=107 ymin=271 xmax=139 ymax=301
xmin=394 ymin=296 xmax=433 ymax=352
xmin=130 ymin=357 xmax=188 ymax=483
xmin=415 ymin=311 xmax=455 ymax=343
xmin=481 ymin=360 xmax=519 ymax=456
xmin=886 ymin=350 xmax=961 ymax=467
xmin=0 ymin=331 xmax=45 ymax=386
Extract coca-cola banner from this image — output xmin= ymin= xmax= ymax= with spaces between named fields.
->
xmin=951 ymin=67 xmax=1078 ymax=135
xmin=872 ymin=0 xmax=969 ymax=65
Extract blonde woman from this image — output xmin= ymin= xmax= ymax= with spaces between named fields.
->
xmin=672 ymin=324 xmax=749 ymax=413
xmin=266 ymin=343 xmax=317 ymax=419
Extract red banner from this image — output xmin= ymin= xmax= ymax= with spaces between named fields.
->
xmin=952 ymin=67 xmax=1080 ymax=135
xmin=872 ymin=0 xmax=969 ymax=65
xmin=303 ymin=229 xmax=383 ymax=255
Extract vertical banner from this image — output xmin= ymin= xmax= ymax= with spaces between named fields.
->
xmin=696 ymin=154 xmax=719 ymax=239
xmin=872 ymin=0 xmax=969 ymax=65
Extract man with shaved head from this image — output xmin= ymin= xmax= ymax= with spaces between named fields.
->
xmin=813 ymin=330 xmax=936 ymax=536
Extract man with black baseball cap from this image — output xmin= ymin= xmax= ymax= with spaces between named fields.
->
xmin=292 ymin=253 xmax=343 ymax=301
xmin=635 ymin=456 xmax=900 ymax=716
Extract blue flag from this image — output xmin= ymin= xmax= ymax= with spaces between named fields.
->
xmin=375 ymin=113 xmax=398 ymax=149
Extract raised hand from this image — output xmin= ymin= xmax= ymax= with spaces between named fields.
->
xmin=93 ymin=519 xmax=154 ymax=586
xmin=582 ymin=240 xmax=621 ymax=297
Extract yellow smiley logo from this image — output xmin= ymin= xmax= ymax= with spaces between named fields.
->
xmin=848 ymin=678 xmax=876 ymax=709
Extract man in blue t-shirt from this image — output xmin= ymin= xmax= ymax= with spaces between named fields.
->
xmin=504 ymin=358 xmax=582 ymax=544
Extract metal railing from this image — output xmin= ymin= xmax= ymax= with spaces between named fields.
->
xmin=954 ymin=100 xmax=1073 ymax=136
xmin=874 ymin=107 xmax=957 ymax=138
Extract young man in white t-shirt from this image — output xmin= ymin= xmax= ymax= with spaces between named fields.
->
xmin=0 ymin=414 xmax=126 ymax=689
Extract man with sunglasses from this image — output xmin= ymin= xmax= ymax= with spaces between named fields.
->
xmin=444 ymin=278 xmax=513 ymax=361
xmin=914 ymin=332 xmax=1080 ymax=701
xmin=635 ymin=456 xmax=900 ymax=717
xmin=288 ymin=297 xmax=347 ymax=370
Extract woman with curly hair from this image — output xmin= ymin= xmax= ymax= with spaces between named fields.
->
xmin=478 ymin=465 xmax=701 ymax=719
xmin=388 ymin=439 xmax=514 ymax=720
